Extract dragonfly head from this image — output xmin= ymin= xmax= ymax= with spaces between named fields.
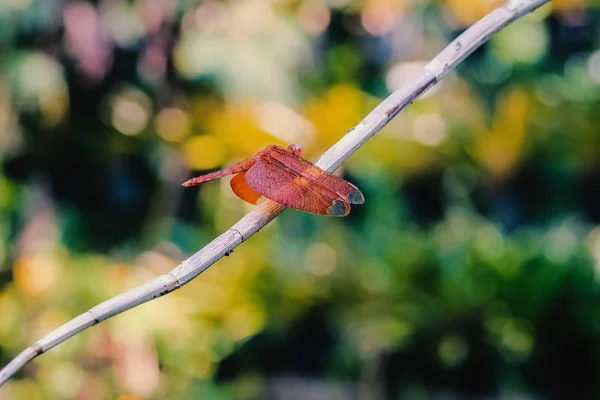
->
xmin=288 ymin=143 xmax=305 ymax=157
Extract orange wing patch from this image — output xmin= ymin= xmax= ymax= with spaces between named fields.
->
xmin=230 ymin=172 xmax=262 ymax=205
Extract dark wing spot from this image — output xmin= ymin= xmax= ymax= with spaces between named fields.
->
xmin=327 ymin=200 xmax=349 ymax=216
xmin=348 ymin=188 xmax=365 ymax=204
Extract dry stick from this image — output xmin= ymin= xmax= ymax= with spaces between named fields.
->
xmin=0 ymin=0 xmax=549 ymax=386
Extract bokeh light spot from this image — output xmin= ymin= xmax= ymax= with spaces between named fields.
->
xmin=412 ymin=113 xmax=447 ymax=146
xmin=102 ymin=2 xmax=147 ymax=48
xmin=304 ymin=242 xmax=338 ymax=276
xmin=297 ymin=0 xmax=331 ymax=37
xmin=386 ymin=61 xmax=440 ymax=98
xmin=361 ymin=0 xmax=404 ymax=36
xmin=492 ymin=19 xmax=549 ymax=64
xmin=154 ymin=108 xmax=192 ymax=143
xmin=112 ymin=98 xmax=149 ymax=136
xmin=109 ymin=87 xmax=152 ymax=136
xmin=46 ymin=362 xmax=85 ymax=398
xmin=114 ymin=342 xmax=160 ymax=397
xmin=587 ymin=227 xmax=600 ymax=276
xmin=255 ymin=100 xmax=316 ymax=145
xmin=544 ymin=225 xmax=577 ymax=264
xmin=438 ymin=334 xmax=469 ymax=368
xmin=588 ymin=50 xmax=600 ymax=84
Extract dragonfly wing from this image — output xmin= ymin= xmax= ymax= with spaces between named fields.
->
xmin=230 ymin=172 xmax=262 ymax=205
xmin=245 ymin=161 xmax=350 ymax=216
xmin=269 ymin=147 xmax=364 ymax=204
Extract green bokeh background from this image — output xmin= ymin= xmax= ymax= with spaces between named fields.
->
xmin=1 ymin=0 xmax=600 ymax=398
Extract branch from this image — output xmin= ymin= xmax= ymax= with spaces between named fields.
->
xmin=0 ymin=0 xmax=549 ymax=386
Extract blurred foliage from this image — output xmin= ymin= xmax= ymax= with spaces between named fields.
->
xmin=1 ymin=0 xmax=600 ymax=398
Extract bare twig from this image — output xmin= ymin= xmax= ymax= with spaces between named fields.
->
xmin=0 ymin=0 xmax=549 ymax=386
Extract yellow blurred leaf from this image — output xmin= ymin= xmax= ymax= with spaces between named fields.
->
xmin=182 ymin=134 xmax=227 ymax=170
xmin=13 ymin=253 xmax=60 ymax=297
xmin=0 ymin=379 xmax=44 ymax=400
xmin=223 ymin=302 xmax=266 ymax=340
xmin=303 ymin=83 xmax=364 ymax=145
xmin=445 ymin=0 xmax=504 ymax=27
xmin=206 ymin=101 xmax=287 ymax=156
xmin=470 ymin=87 xmax=531 ymax=180
xmin=186 ymin=349 xmax=214 ymax=379
xmin=0 ymin=290 xmax=24 ymax=346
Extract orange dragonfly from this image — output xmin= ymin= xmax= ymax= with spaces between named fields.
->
xmin=182 ymin=144 xmax=364 ymax=216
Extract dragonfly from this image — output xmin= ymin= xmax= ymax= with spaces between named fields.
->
xmin=182 ymin=144 xmax=364 ymax=216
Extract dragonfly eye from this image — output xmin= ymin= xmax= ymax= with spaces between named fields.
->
xmin=288 ymin=144 xmax=304 ymax=157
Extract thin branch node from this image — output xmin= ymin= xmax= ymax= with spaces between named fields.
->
xmin=167 ymin=271 xmax=182 ymax=291
xmin=32 ymin=344 xmax=43 ymax=356
xmin=230 ymin=228 xmax=244 ymax=242
xmin=88 ymin=310 xmax=100 ymax=325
